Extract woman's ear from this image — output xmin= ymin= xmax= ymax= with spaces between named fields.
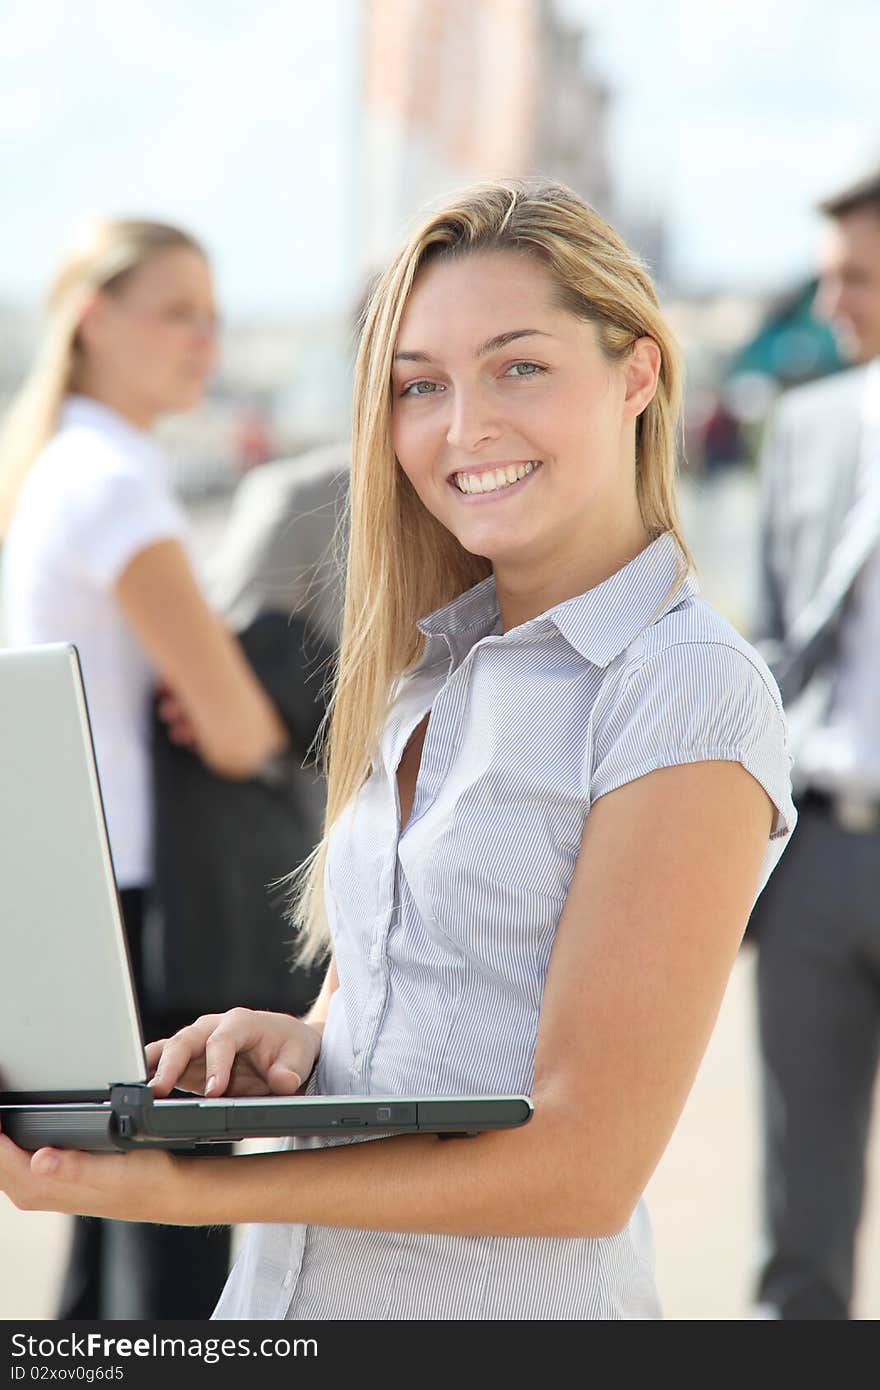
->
xmin=624 ymin=337 xmax=661 ymax=419
xmin=74 ymin=293 xmax=107 ymax=353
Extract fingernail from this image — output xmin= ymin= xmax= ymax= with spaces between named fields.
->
xmin=205 ymin=1075 xmax=217 ymax=1095
xmin=34 ymin=1150 xmax=59 ymax=1176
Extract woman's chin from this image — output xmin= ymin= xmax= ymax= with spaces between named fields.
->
xmin=167 ymin=384 xmax=208 ymax=414
xmin=455 ymin=531 xmax=530 ymax=569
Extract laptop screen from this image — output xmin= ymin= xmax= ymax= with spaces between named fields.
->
xmin=0 ymin=644 xmax=146 ymax=1093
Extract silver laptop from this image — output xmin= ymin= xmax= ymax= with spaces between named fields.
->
xmin=0 ymin=643 xmax=532 ymax=1151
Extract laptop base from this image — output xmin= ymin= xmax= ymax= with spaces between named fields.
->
xmin=0 ymin=1085 xmax=533 ymax=1152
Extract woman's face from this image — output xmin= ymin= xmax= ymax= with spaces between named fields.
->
xmin=81 ymin=247 xmax=218 ymax=423
xmin=390 ymin=250 xmax=658 ymax=584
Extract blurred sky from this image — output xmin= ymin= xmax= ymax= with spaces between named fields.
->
xmin=2 ymin=0 xmax=878 ymax=319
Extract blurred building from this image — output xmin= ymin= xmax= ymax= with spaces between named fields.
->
xmin=360 ymin=0 xmax=615 ymax=274
xmin=537 ymin=6 xmax=612 ymax=214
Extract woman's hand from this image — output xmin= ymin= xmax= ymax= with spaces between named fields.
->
xmin=0 ymin=1121 xmax=182 ymax=1221
xmin=146 ymin=1008 xmax=323 ymax=1099
xmin=155 ymin=679 xmax=198 ymax=749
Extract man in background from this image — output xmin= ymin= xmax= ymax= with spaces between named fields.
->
xmin=210 ymin=439 xmax=348 ymax=658
xmin=146 ymin=439 xmax=350 ymax=1025
xmin=749 ymin=168 xmax=880 ymax=1319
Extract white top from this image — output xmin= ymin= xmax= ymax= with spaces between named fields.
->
xmin=799 ymin=359 xmax=880 ymax=797
xmin=214 ymin=533 xmax=796 ymax=1322
xmin=2 ymin=395 xmax=188 ymax=887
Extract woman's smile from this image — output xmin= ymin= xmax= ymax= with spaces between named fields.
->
xmin=449 ymin=459 xmax=543 ymax=500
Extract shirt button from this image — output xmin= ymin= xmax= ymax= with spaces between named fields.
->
xmin=370 ymin=942 xmax=382 ymax=966
xmin=282 ymin=1270 xmax=293 ymax=1290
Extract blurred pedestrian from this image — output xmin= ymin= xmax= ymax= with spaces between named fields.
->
xmin=748 ymin=167 xmax=880 ymax=1319
xmin=147 ymin=441 xmax=349 ymax=1020
xmin=701 ymin=391 xmax=744 ymax=476
xmin=208 ymin=439 xmax=349 ymax=652
xmin=233 ymin=396 xmax=274 ymax=474
xmin=0 ymin=217 xmax=289 ymax=1319
xmin=0 ymin=180 xmax=796 ymax=1320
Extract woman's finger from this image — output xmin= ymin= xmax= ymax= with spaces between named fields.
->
xmin=148 ymin=1035 xmax=196 ymax=1095
xmin=0 ymin=1129 xmax=34 ymax=1200
xmin=149 ymin=1016 xmax=220 ymax=1096
xmin=264 ymin=1059 xmax=304 ymax=1094
xmin=144 ymin=1038 xmax=170 ymax=1076
xmin=0 ymin=1137 xmax=91 ymax=1214
xmin=265 ymin=1024 xmax=321 ymax=1094
xmin=203 ymin=1033 xmax=242 ymax=1096
xmin=203 ymin=1009 xmax=266 ymax=1095
xmin=167 ymin=720 xmax=198 ymax=747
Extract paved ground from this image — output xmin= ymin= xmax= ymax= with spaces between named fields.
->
xmin=2 ymin=468 xmax=879 ymax=1320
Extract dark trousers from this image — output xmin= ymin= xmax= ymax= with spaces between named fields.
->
xmin=750 ymin=795 xmax=880 ymax=1319
xmin=56 ymin=888 xmax=233 ymax=1321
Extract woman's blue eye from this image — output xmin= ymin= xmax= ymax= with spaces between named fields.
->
xmin=401 ymin=380 xmax=440 ymax=397
xmin=506 ymin=361 xmax=545 ymax=378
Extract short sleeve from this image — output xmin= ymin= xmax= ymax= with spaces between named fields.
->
xmin=590 ymin=640 xmax=796 ymax=841
xmin=66 ymin=465 xmax=186 ymax=588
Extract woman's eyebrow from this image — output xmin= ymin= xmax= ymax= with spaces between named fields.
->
xmin=393 ymin=329 xmax=553 ymax=365
xmin=478 ymin=328 xmax=552 ymax=355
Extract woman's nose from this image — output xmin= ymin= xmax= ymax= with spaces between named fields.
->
xmin=445 ymin=388 xmax=501 ymax=452
xmin=193 ymin=317 xmax=219 ymax=343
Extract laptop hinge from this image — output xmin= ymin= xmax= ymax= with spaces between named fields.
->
xmin=109 ymin=1083 xmax=155 ymax=1143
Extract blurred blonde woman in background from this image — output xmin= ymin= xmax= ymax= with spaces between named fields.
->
xmin=0 ymin=219 xmax=288 ymax=1319
xmin=1 ymin=183 xmax=796 ymax=1320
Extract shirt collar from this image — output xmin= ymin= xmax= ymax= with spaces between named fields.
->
xmin=863 ymin=359 xmax=880 ymax=428
xmin=60 ymin=394 xmax=164 ymax=464
xmin=416 ymin=532 xmax=696 ymax=670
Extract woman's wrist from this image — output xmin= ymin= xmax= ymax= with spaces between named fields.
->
xmin=296 ymin=1018 xmax=324 ymax=1093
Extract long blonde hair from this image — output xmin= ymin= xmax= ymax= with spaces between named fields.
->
xmin=292 ymin=177 xmax=692 ymax=966
xmin=0 ymin=218 xmax=205 ymax=535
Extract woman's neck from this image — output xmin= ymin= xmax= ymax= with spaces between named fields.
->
xmin=493 ymin=517 xmax=652 ymax=632
xmin=70 ymin=374 xmax=155 ymax=432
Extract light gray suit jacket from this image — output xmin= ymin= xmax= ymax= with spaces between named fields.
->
xmin=753 ymin=365 xmax=876 ymax=771
xmin=208 ymin=441 xmax=350 ymax=646
xmin=206 ymin=440 xmax=350 ymax=843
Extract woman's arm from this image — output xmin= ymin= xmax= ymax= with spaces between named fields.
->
xmin=114 ymin=538 xmax=287 ymax=777
xmin=297 ymin=954 xmax=339 ymax=1056
xmin=0 ymin=762 xmax=772 ymax=1235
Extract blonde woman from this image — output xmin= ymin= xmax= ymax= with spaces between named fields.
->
xmin=0 ymin=220 xmax=288 ymax=1319
xmin=0 ymin=183 xmax=796 ymax=1320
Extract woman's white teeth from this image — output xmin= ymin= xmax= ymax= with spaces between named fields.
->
xmin=455 ymin=460 xmax=539 ymax=494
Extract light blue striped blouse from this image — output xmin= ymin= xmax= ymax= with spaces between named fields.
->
xmin=214 ymin=532 xmax=796 ymax=1321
